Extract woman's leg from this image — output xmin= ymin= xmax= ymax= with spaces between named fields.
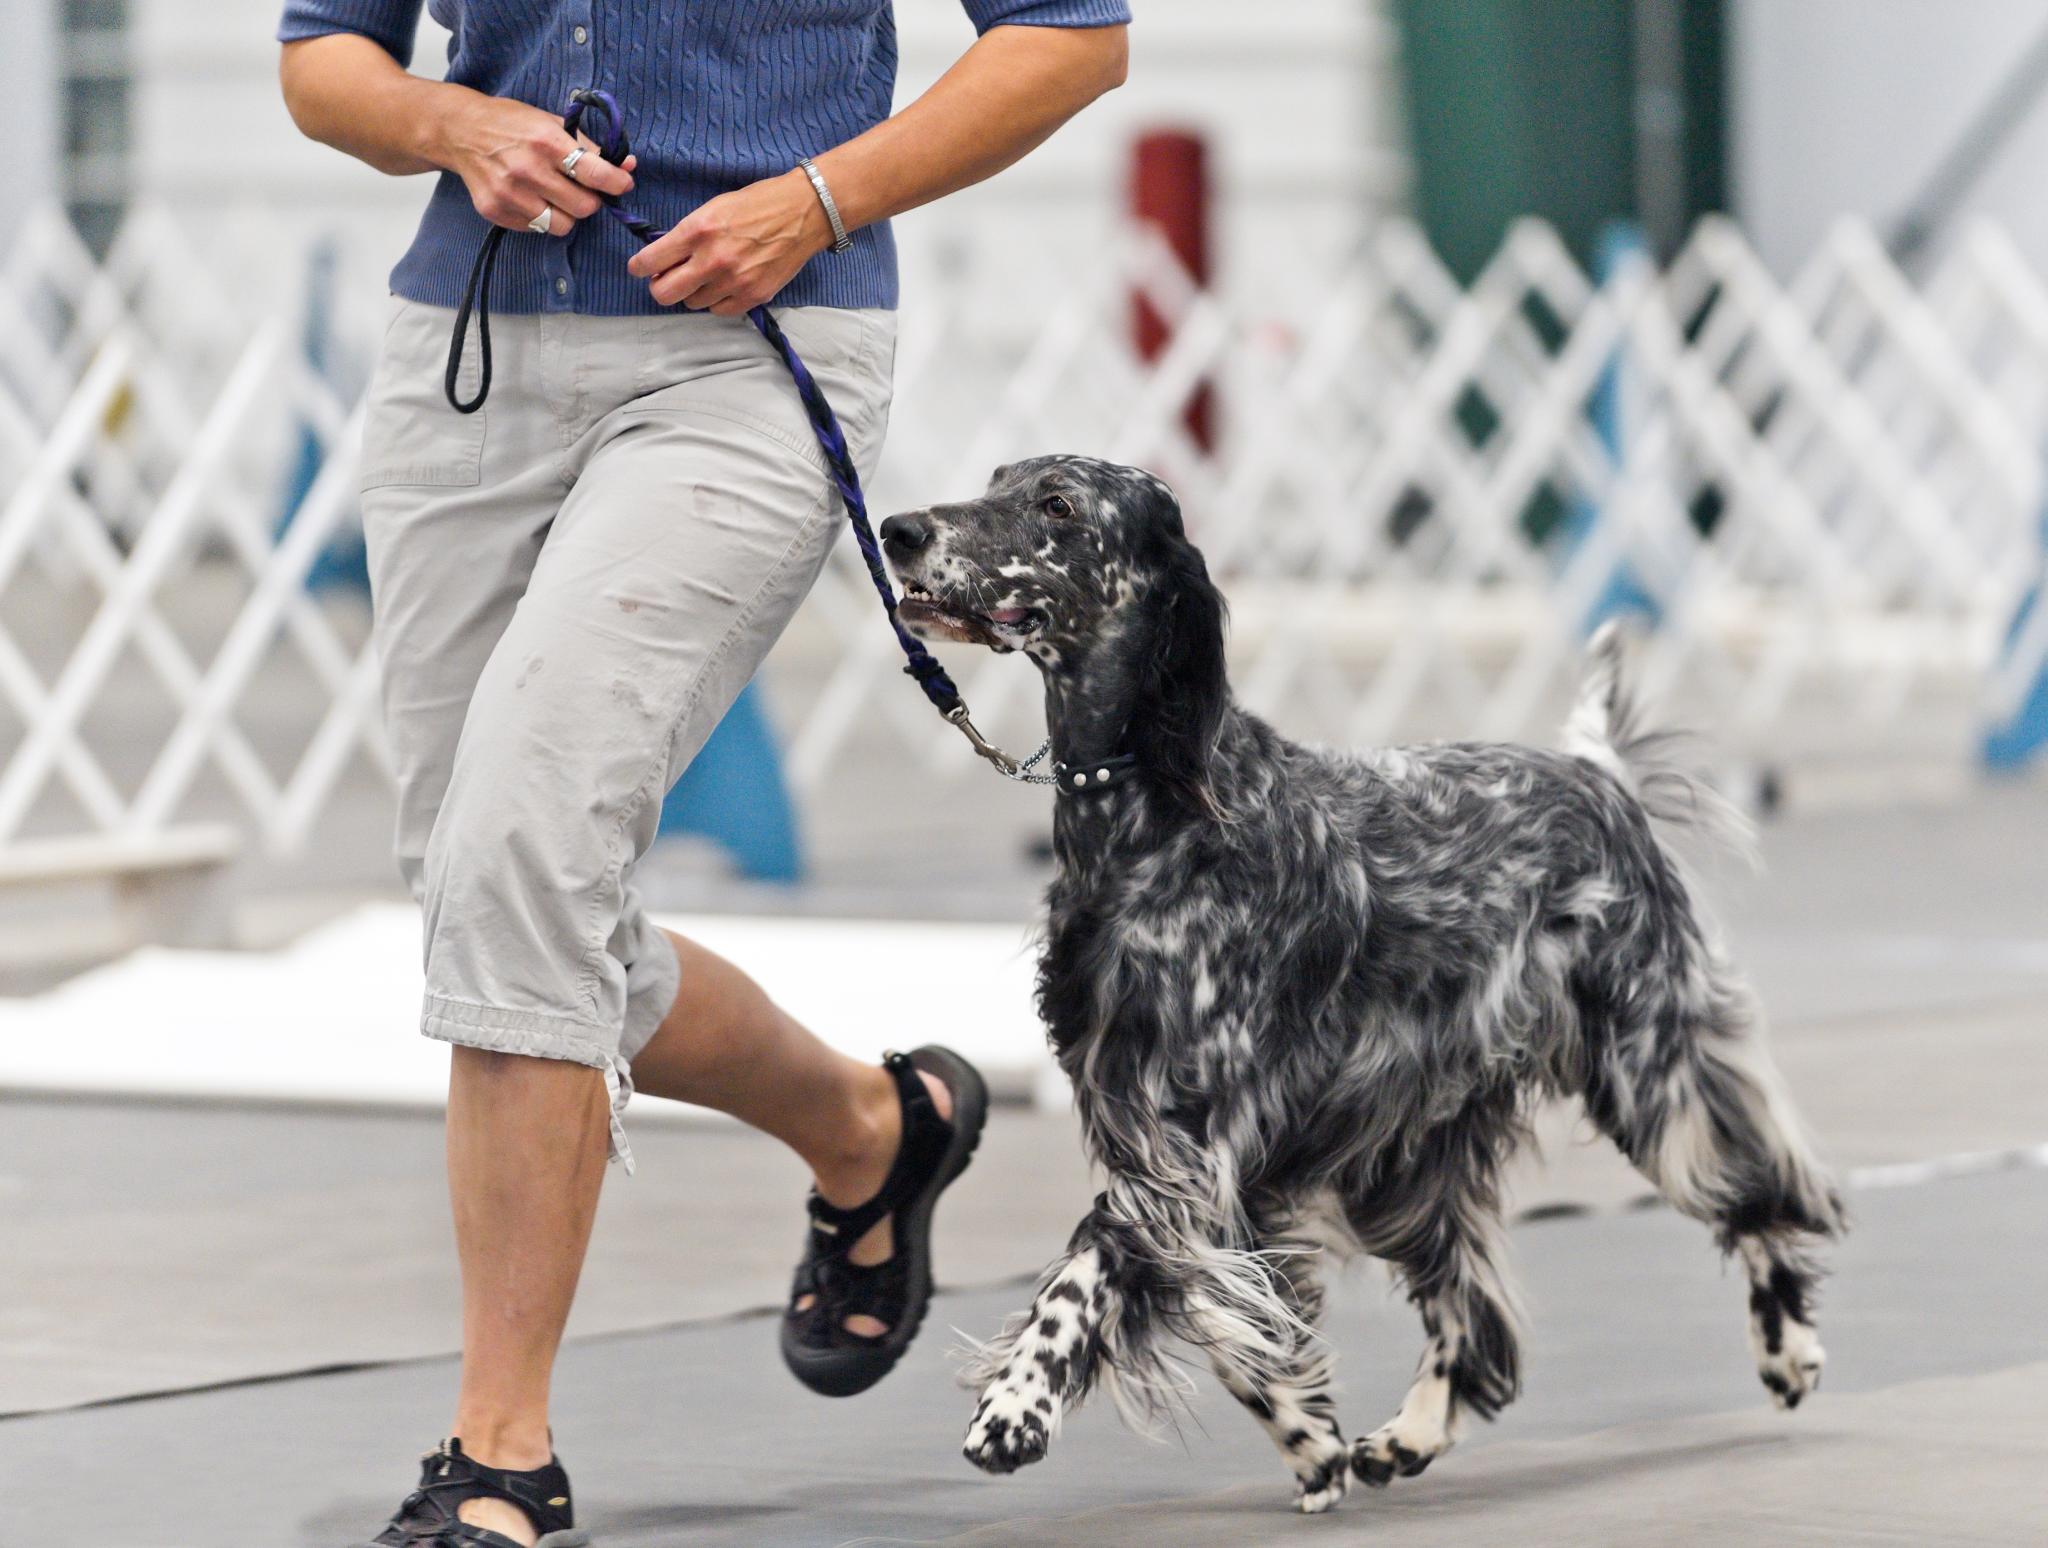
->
xmin=444 ymin=1050 xmax=610 ymax=1542
xmin=438 ymin=925 xmax=949 ymax=1546
xmin=630 ymin=929 xmax=952 ymax=1331
xmin=358 ymin=304 xmax=588 ymax=1545
xmin=407 ymin=310 xmax=895 ymax=1544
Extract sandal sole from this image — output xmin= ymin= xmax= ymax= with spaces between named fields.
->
xmin=356 ymin=1527 xmax=589 ymax=1546
xmin=781 ymin=1044 xmax=990 ymax=1397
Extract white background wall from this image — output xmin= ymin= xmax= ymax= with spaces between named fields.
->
xmin=1733 ymin=0 xmax=2048 ymax=276
xmin=120 ymin=0 xmax=1397 ymax=325
xmin=49 ymin=5 xmax=2048 ymax=307
xmin=1 ymin=0 xmax=58 ymax=242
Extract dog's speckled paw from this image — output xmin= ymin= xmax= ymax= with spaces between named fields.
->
xmin=963 ymin=1387 xmax=1053 ymax=1474
xmin=1350 ymin=1428 xmax=1438 ymax=1488
xmin=1757 ymin=1326 xmax=1825 ymax=1410
xmin=1293 ymin=1453 xmax=1350 ymax=1513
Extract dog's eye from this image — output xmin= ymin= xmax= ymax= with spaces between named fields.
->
xmin=1044 ymin=494 xmax=1074 ymax=519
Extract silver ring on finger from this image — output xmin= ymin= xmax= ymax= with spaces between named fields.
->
xmin=560 ymin=146 xmax=587 ymax=180
xmin=527 ymin=205 xmax=555 ymax=236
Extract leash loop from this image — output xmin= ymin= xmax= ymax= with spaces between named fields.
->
xmin=444 ymin=227 xmax=502 ymax=414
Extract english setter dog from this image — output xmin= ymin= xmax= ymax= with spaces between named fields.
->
xmin=879 ymin=456 xmax=1844 ymax=1514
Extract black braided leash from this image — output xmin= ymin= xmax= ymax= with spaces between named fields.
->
xmin=443 ymin=89 xmax=1047 ymax=778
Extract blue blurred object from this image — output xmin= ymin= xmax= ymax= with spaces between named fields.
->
xmin=1983 ymin=498 xmax=2048 ymax=771
xmin=656 ymin=681 xmax=804 ymax=882
xmin=281 ymin=239 xmax=370 ymax=592
xmin=1561 ymin=220 xmax=1663 ymax=635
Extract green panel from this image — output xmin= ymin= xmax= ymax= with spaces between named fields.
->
xmin=1515 ymin=0 xmax=1637 ymax=269
xmin=1390 ymin=1 xmax=1538 ymax=284
xmin=1392 ymin=0 xmax=1725 ymax=282
xmin=1679 ymin=0 xmax=1729 ymax=219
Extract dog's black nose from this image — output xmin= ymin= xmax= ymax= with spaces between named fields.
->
xmin=880 ymin=512 xmax=932 ymax=553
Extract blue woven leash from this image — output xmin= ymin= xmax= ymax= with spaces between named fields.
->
xmin=444 ymin=89 xmax=1046 ymax=779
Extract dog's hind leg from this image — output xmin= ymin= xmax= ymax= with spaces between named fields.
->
xmin=1586 ymin=973 xmax=1845 ymax=1411
xmin=1205 ymin=1244 xmax=1349 ymax=1514
xmin=1346 ymin=1112 xmax=1524 ymax=1488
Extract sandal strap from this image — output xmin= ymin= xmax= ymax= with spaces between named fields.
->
xmin=431 ymin=1526 xmax=531 ymax=1548
xmin=833 ymin=1254 xmax=910 ymax=1321
xmin=800 ymin=1051 xmax=950 ymax=1252
xmin=377 ymin=1438 xmax=576 ymax=1545
xmin=784 ymin=1049 xmax=955 ymax=1349
xmin=803 ymin=1187 xmax=890 ymax=1246
xmin=788 ymin=1254 xmax=909 ymax=1349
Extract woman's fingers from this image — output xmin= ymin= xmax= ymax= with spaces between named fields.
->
xmin=454 ymin=98 xmax=636 ymax=239
xmin=647 ymin=252 xmax=708 ymax=308
xmin=626 ymin=221 xmax=697 ymax=283
xmin=540 ymin=168 xmax=602 ymax=219
xmin=477 ymin=192 xmax=574 ymax=237
xmin=525 ymin=203 xmax=576 ymax=240
xmin=563 ymin=132 xmax=635 ymax=198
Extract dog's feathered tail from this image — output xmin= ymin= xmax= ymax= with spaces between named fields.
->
xmin=1563 ymin=621 xmax=1756 ymax=863
xmin=1567 ymin=626 xmax=1841 ymax=1244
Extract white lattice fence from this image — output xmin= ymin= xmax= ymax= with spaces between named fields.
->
xmin=801 ymin=214 xmax=2048 ymax=784
xmin=0 ymin=205 xmax=383 ymax=854
xmin=2 ymin=203 xmax=2045 ymax=862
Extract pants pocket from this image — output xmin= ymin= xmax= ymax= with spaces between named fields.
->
xmin=359 ymin=299 xmax=489 ymax=491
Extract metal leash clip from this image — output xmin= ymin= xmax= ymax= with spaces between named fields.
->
xmin=945 ymin=705 xmax=1054 ymax=784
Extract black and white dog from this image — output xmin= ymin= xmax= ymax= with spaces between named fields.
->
xmin=879 ymin=456 xmax=1844 ymax=1514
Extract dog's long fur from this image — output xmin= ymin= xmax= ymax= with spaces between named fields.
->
xmin=881 ymin=457 xmax=1845 ymax=1512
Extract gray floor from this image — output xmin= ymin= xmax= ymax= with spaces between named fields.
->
xmin=2 ymin=1168 xmax=2042 ymax=1547
xmin=7 ymin=986 xmax=2047 ymax=1419
xmin=3 ymin=785 xmax=2046 ymax=1543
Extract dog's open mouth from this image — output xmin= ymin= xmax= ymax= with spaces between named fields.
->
xmin=896 ymin=583 xmax=1040 ymax=649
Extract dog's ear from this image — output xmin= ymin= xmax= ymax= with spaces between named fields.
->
xmin=1132 ymin=491 xmax=1229 ymax=818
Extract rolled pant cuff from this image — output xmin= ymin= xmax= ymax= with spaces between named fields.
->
xmin=421 ymin=994 xmax=638 ymax=1173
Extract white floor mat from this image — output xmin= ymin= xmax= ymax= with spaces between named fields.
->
xmin=0 ymin=903 xmax=1052 ymax=1108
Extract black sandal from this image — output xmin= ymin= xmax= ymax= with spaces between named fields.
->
xmin=357 ymin=1438 xmax=589 ymax=1547
xmin=780 ymin=1045 xmax=988 ymax=1397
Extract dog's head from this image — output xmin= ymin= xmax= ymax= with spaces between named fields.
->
xmin=880 ymin=455 xmax=1210 ymax=665
xmin=881 ymin=456 xmax=1229 ymax=812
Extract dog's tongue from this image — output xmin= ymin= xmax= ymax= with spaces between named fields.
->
xmin=987 ymin=607 xmax=1031 ymax=625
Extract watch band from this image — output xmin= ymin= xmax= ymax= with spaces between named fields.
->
xmin=798 ymin=156 xmax=854 ymax=254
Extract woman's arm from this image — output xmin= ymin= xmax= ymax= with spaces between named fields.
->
xmin=626 ymin=24 xmax=1129 ymax=315
xmin=279 ymin=33 xmax=635 ymax=240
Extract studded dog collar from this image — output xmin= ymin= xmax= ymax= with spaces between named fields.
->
xmin=1053 ymin=754 xmax=1139 ymax=793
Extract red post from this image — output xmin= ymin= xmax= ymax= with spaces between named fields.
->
xmin=1129 ymin=129 xmax=1216 ymax=453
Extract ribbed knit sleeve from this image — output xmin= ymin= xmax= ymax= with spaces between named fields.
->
xmin=960 ymin=0 xmax=1131 ymax=33
xmin=277 ymin=0 xmax=425 ymax=68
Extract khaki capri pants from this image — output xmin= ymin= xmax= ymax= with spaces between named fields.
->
xmin=358 ymin=298 xmax=895 ymax=1167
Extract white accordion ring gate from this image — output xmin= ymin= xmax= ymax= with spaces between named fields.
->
xmin=1 ymin=203 xmax=2044 ymax=867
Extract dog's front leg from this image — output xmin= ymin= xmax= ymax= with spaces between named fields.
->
xmin=961 ymin=1227 xmax=1111 ymax=1474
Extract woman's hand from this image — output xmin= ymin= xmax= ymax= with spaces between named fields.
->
xmin=626 ymin=169 xmax=834 ymax=315
xmin=432 ymin=88 xmax=636 ymax=239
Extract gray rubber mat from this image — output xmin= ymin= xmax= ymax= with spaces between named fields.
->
xmin=4 ymin=1167 xmax=2041 ymax=1548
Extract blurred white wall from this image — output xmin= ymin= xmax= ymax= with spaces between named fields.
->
xmin=1 ymin=0 xmax=59 ymax=250
xmin=121 ymin=0 xmax=1400 ymax=323
xmin=1733 ymin=0 xmax=2048 ymax=274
